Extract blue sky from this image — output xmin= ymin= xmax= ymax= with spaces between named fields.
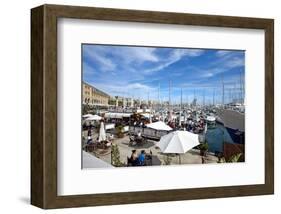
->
xmin=82 ymin=44 xmax=245 ymax=105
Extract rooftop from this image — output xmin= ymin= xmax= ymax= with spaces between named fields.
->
xmin=83 ymin=81 xmax=110 ymax=97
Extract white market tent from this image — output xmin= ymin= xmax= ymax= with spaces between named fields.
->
xmin=146 ymin=121 xmax=172 ymax=131
xmin=156 ymin=131 xmax=200 ymax=163
xmin=141 ymin=113 xmax=151 ymax=118
xmin=84 ymin=115 xmax=102 ymax=121
xmin=104 ymin=112 xmax=131 ymax=119
xmin=82 ymin=114 xmax=94 ymax=118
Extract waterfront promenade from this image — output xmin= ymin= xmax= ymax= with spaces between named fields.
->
xmin=83 ymin=132 xmax=218 ymax=167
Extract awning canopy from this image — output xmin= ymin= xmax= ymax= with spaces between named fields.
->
xmin=82 ymin=114 xmax=94 ymax=118
xmin=104 ymin=112 xmax=131 ymax=119
xmin=84 ymin=115 xmax=102 ymax=121
xmin=141 ymin=113 xmax=151 ymax=118
xmin=146 ymin=121 xmax=172 ymax=131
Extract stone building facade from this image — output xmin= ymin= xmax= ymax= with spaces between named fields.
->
xmin=82 ymin=82 xmax=109 ymax=106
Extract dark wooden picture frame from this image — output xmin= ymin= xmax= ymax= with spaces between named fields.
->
xmin=31 ymin=4 xmax=274 ymax=209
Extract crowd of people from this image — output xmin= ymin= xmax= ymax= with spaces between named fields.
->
xmin=185 ymin=119 xmax=205 ymax=133
xmin=128 ymin=150 xmax=150 ymax=166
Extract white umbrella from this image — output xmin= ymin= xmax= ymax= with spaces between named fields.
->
xmin=156 ymin=131 xmax=200 ymax=164
xmin=146 ymin=121 xmax=172 ymax=131
xmin=85 ymin=115 xmax=102 ymax=121
xmin=98 ymin=122 xmax=106 ymax=142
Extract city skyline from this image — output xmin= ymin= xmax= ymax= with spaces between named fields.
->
xmin=82 ymin=44 xmax=245 ymax=105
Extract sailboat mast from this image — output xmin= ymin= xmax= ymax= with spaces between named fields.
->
xmin=213 ymin=88 xmax=215 ymax=106
xmin=186 ymin=88 xmax=189 ymax=107
xmin=180 ymin=88 xmax=183 ymax=110
xmin=221 ymin=72 xmax=225 ymax=107
xmin=203 ymin=89 xmax=205 ymax=106
xmin=240 ymin=69 xmax=243 ymax=104
xmin=147 ymin=91 xmax=150 ymax=107
xmin=169 ymin=80 xmax=171 ymax=109
xmin=158 ymin=82 xmax=160 ymax=110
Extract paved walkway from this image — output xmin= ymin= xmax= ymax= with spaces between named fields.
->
xmin=82 ymin=151 xmax=114 ymax=169
xmin=84 ymin=135 xmax=218 ymax=167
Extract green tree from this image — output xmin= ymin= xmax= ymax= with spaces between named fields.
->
xmin=111 ymin=144 xmax=124 ymax=167
xmin=116 ymin=125 xmax=124 ymax=138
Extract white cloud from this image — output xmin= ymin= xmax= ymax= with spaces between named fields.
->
xmin=83 ymin=45 xmax=206 ymax=76
xmin=120 ymin=47 xmax=159 ymax=64
xmin=84 ymin=46 xmax=116 ymax=71
xmin=225 ymin=56 xmax=245 ymax=68
xmin=144 ymin=49 xmax=205 ymax=74
xmin=199 ymin=51 xmax=244 ymax=78
xmin=182 ymin=49 xmax=205 ymax=57
xmin=200 ymin=68 xmax=224 ymax=78
xmin=83 ymin=62 xmax=96 ymax=75
xmin=127 ymin=83 xmax=152 ymax=90
xmin=89 ymin=82 xmax=157 ymax=98
xmin=83 ymin=45 xmax=160 ymax=74
xmin=215 ymin=50 xmax=231 ymax=57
